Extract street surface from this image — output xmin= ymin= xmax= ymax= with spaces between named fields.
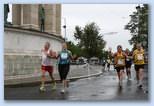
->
xmin=5 ymin=65 xmax=148 ymax=101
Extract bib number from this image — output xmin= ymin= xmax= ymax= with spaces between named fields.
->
xmin=126 ymin=58 xmax=130 ymax=61
xmin=117 ymin=59 xmax=124 ymax=65
xmin=137 ymin=54 xmax=143 ymax=60
xmin=61 ymin=53 xmax=68 ymax=59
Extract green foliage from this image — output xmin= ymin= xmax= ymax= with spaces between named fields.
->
xmin=74 ymin=22 xmax=106 ymax=58
xmin=66 ymin=41 xmax=83 ymax=58
xmin=125 ymin=4 xmax=148 ymax=50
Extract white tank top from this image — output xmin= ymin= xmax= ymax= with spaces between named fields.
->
xmin=41 ymin=50 xmax=53 ymax=66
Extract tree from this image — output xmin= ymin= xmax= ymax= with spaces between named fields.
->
xmin=125 ymin=4 xmax=148 ymax=50
xmin=66 ymin=41 xmax=83 ymax=58
xmin=74 ymin=22 xmax=106 ymax=58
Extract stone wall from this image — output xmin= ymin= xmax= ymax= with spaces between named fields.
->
xmin=4 ymin=27 xmax=63 ymax=78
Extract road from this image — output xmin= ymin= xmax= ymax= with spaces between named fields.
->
xmin=4 ymin=65 xmax=148 ymax=101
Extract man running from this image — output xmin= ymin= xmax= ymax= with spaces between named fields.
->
xmin=106 ymin=58 xmax=111 ymax=71
xmin=40 ymin=42 xmax=57 ymax=92
xmin=102 ymin=59 xmax=106 ymax=72
xmin=125 ymin=48 xmax=133 ymax=80
xmin=133 ymin=43 xmax=145 ymax=88
xmin=114 ymin=45 xmax=126 ymax=87
xmin=57 ymin=43 xmax=72 ymax=93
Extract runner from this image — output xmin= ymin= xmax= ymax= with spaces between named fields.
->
xmin=57 ymin=43 xmax=73 ymax=93
xmin=114 ymin=45 xmax=126 ymax=87
xmin=125 ymin=48 xmax=133 ymax=80
xmin=40 ymin=42 xmax=57 ymax=92
xmin=133 ymin=43 xmax=145 ymax=88
xmin=106 ymin=57 xmax=111 ymax=71
xmin=102 ymin=59 xmax=106 ymax=72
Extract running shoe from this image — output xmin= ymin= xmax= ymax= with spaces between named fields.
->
xmin=137 ymin=81 xmax=143 ymax=88
xmin=60 ymin=89 xmax=65 ymax=94
xmin=40 ymin=86 xmax=46 ymax=92
xmin=52 ymin=82 xmax=56 ymax=90
xmin=139 ymin=84 xmax=143 ymax=88
xmin=128 ymin=78 xmax=132 ymax=81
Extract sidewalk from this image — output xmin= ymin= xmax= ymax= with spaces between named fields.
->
xmin=4 ymin=64 xmax=103 ymax=86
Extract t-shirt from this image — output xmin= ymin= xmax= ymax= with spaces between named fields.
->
xmin=125 ymin=52 xmax=132 ymax=64
xmin=133 ymin=49 xmax=145 ymax=65
xmin=41 ymin=49 xmax=53 ymax=66
xmin=58 ymin=49 xmax=72 ymax=64
xmin=114 ymin=52 xmax=126 ymax=67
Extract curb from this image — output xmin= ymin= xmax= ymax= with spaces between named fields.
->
xmin=5 ymin=71 xmax=104 ymax=88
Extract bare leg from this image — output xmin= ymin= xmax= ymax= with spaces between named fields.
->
xmin=41 ymin=71 xmax=46 ymax=87
xmin=40 ymin=70 xmax=46 ymax=91
xmin=126 ymin=68 xmax=131 ymax=79
xmin=49 ymin=72 xmax=56 ymax=89
xmin=138 ymin=68 xmax=144 ymax=86
xmin=117 ymin=72 xmax=120 ymax=81
xmin=49 ymin=72 xmax=55 ymax=83
xmin=136 ymin=71 xmax=139 ymax=83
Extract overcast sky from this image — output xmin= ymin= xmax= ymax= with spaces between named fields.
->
xmin=8 ymin=4 xmax=138 ymax=52
xmin=61 ymin=4 xmax=138 ymax=52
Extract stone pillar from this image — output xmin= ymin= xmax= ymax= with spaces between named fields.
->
xmin=44 ymin=4 xmax=57 ymax=34
xmin=12 ymin=4 xmax=61 ymax=35
xmin=21 ymin=4 xmax=39 ymax=30
xmin=12 ymin=4 xmax=21 ymax=26
xmin=56 ymin=4 xmax=61 ymax=36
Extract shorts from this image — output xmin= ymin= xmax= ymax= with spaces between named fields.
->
xmin=115 ymin=66 xmax=125 ymax=72
xmin=135 ymin=64 xmax=144 ymax=71
xmin=41 ymin=65 xmax=53 ymax=73
xmin=107 ymin=63 xmax=110 ymax=67
xmin=58 ymin=64 xmax=70 ymax=81
xmin=125 ymin=63 xmax=132 ymax=68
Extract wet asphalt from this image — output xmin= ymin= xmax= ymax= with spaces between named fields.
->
xmin=4 ymin=65 xmax=149 ymax=101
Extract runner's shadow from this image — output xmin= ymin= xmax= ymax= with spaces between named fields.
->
xmin=117 ymin=86 xmax=123 ymax=95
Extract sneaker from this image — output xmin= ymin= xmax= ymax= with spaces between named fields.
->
xmin=52 ymin=82 xmax=56 ymax=90
xmin=128 ymin=76 xmax=132 ymax=81
xmin=40 ymin=86 xmax=46 ymax=92
xmin=137 ymin=81 xmax=143 ymax=88
xmin=60 ymin=89 xmax=65 ymax=94
xmin=128 ymin=78 xmax=132 ymax=81
xmin=139 ymin=84 xmax=143 ymax=88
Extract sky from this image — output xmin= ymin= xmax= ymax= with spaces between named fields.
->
xmin=61 ymin=4 xmax=138 ymax=52
xmin=8 ymin=4 xmax=137 ymax=52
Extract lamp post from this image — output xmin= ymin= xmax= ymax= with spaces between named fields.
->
xmin=62 ymin=17 xmax=67 ymax=42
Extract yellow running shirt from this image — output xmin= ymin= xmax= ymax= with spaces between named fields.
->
xmin=133 ymin=49 xmax=145 ymax=65
xmin=114 ymin=52 xmax=125 ymax=67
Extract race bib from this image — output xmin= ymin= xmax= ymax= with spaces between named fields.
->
xmin=137 ymin=54 xmax=143 ymax=60
xmin=117 ymin=59 xmax=124 ymax=65
xmin=126 ymin=58 xmax=130 ymax=61
xmin=60 ymin=52 xmax=68 ymax=59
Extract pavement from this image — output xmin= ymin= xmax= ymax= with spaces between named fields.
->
xmin=4 ymin=64 xmax=149 ymax=101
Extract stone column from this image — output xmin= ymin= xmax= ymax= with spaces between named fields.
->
xmin=21 ymin=4 xmax=39 ymax=30
xmin=55 ymin=4 xmax=61 ymax=36
xmin=12 ymin=4 xmax=21 ymax=26
xmin=44 ymin=4 xmax=57 ymax=34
